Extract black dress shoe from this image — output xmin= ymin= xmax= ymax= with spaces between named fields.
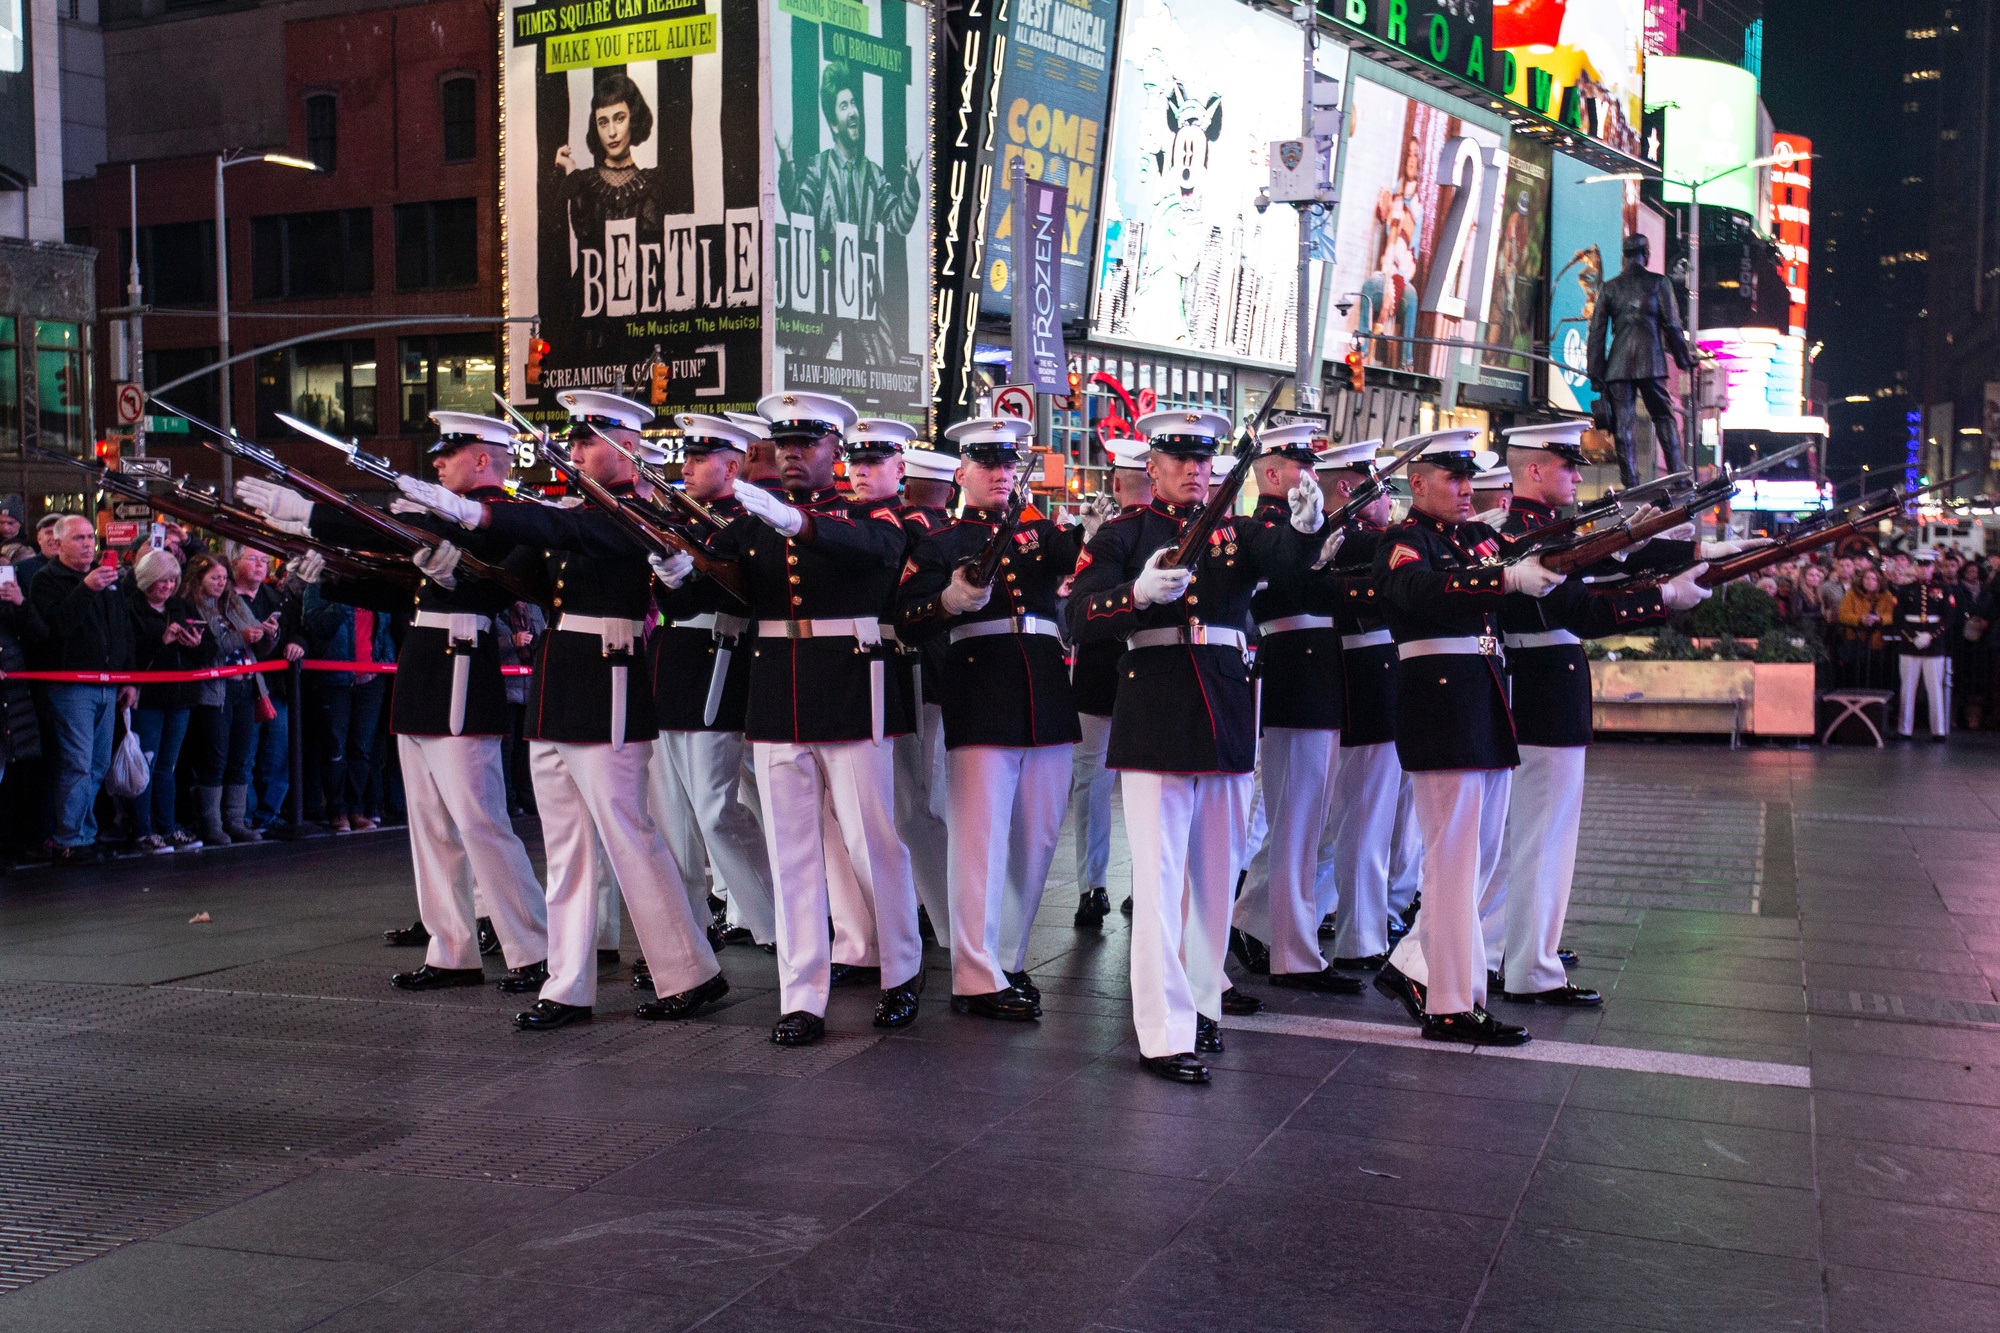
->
xmin=1335 ymin=953 xmax=1388 ymax=971
xmin=1075 ymin=887 xmax=1111 ymax=928
xmin=716 ymin=926 xmax=756 ymax=948
xmin=1140 ymin=1052 xmax=1210 ymax=1084
xmin=636 ymin=972 xmax=730 ymax=1020
xmin=1318 ymin=913 xmax=1339 ymax=939
xmin=495 ymin=960 xmax=549 ymax=994
xmin=1399 ymin=894 xmax=1421 ymax=928
xmin=513 ymin=999 xmax=591 ymax=1031
xmin=1488 ymin=968 xmax=1506 ymax=993
xmin=1373 ymin=962 xmax=1427 ymax=1024
xmin=830 ymin=963 xmax=881 ymax=989
xmin=1502 ymin=982 xmax=1603 ymax=1007
xmin=391 ymin=964 xmax=486 ymax=991
xmin=771 ymin=1010 xmax=825 ymax=1046
xmin=476 ymin=917 xmax=500 ymax=957
xmin=597 ymin=948 xmax=620 ymax=967
xmin=1220 ymin=986 xmax=1264 ymax=1016
xmin=1269 ymin=967 xmax=1368 ymax=994
xmin=950 ymin=989 xmax=1039 ymax=1021
xmin=1120 ymin=895 xmax=1133 ymax=915
xmin=1195 ymin=1015 xmax=1223 ymax=1054
xmin=632 ymin=956 xmax=651 ymax=983
xmin=706 ymin=892 xmax=727 ymax=918
xmin=873 ymin=981 xmax=921 ymax=1029
xmin=383 ymin=920 xmax=430 ymax=947
xmin=706 ymin=924 xmax=724 ymax=951
xmin=1557 ymin=948 xmax=1578 ymax=967
xmin=1421 ymin=1008 xmax=1531 ymax=1046
xmin=1228 ymin=927 xmax=1271 ymax=975
xmin=917 ymin=904 xmax=938 ymax=945
xmin=1003 ymin=970 xmax=1042 ymax=1006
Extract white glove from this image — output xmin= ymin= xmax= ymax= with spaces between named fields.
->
xmin=1288 ymin=472 xmax=1325 ymax=534
xmin=941 ymin=566 xmax=993 ymax=615
xmin=1913 ymin=632 xmax=1934 ymax=651
xmin=1654 ymin=521 xmax=1697 ymax=542
xmin=1081 ymin=492 xmax=1117 ymax=543
xmin=411 ymin=541 xmax=462 ymax=590
xmin=1661 ymin=562 xmax=1712 ymax=611
xmin=395 ymin=475 xmax=486 ymax=529
xmin=388 ymin=497 xmax=429 ymax=516
xmin=236 ymin=477 xmax=314 ymax=525
xmin=1503 ymin=556 xmax=1565 ymax=599
xmin=732 ymin=479 xmax=805 ymax=537
xmin=1699 ymin=537 xmax=1776 ymax=559
xmin=288 ymin=550 xmax=325 ymax=585
xmin=1133 ymin=547 xmax=1192 ymax=608
xmin=648 ymin=551 xmax=695 ymax=588
xmin=1313 ymin=527 xmax=1346 ymax=571
xmin=268 ymin=516 xmax=311 ymax=537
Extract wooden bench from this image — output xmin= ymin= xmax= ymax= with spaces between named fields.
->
xmin=1818 ymin=689 xmax=1896 ymax=747
xmin=1592 ymin=691 xmax=1745 ymax=748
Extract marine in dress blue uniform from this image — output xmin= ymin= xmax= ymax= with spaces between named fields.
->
xmin=1067 ymin=409 xmax=1328 ymax=1082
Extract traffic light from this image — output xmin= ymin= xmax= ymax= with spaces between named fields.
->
xmin=649 ymin=359 xmax=670 ymax=407
xmin=1064 ymin=370 xmax=1083 ymax=411
xmin=95 ymin=436 xmax=119 ymax=469
xmin=525 ymin=337 xmax=551 ymax=387
xmin=1344 ymin=348 xmax=1366 ymax=393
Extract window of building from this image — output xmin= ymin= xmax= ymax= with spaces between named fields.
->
xmin=399 ymin=333 xmax=496 ymax=432
xmin=251 ymin=208 xmax=373 ymax=299
xmin=119 ymin=220 xmax=218 ymax=307
xmin=441 ymin=77 xmax=477 ymax=163
xmin=36 ymin=321 xmax=86 ymax=457
xmin=255 ymin=339 xmax=378 ymax=438
xmin=305 ymin=93 xmax=337 ymax=172
xmin=0 ymin=317 xmax=18 ymax=455
xmin=394 ymin=199 xmax=477 ymax=291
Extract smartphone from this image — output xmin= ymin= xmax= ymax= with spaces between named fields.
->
xmin=149 ymin=522 xmax=167 ymax=553
xmin=183 ymin=618 xmax=204 ymax=638
xmin=99 ymin=553 xmax=118 ymax=574
xmin=0 ymin=565 xmax=15 ymax=589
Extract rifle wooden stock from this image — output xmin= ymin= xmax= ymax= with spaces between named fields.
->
xmin=543 ymin=446 xmax=748 ymax=605
xmin=1538 ymin=480 xmax=1733 ymax=575
xmin=962 ymin=489 xmax=1028 ymax=588
xmin=1158 ymin=447 xmax=1257 ymax=571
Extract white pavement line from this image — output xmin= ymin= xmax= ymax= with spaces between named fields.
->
xmin=1223 ymin=1011 xmax=1812 ymax=1089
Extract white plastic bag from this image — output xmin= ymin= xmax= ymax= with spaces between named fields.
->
xmin=105 ymin=707 xmax=151 ymax=799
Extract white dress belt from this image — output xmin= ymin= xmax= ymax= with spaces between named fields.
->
xmin=557 ymin=614 xmax=646 ymax=655
xmin=948 ymin=615 xmax=1062 ymax=645
xmin=1127 ymin=625 xmax=1248 ymax=651
xmin=666 ymin=612 xmax=751 ymax=636
xmin=1341 ymin=629 xmax=1394 ymax=650
xmin=411 ymin=611 xmax=492 ymax=643
xmin=756 ymin=617 xmax=883 ymax=646
xmin=1257 ymin=615 xmax=1335 ymax=634
xmin=1398 ymin=635 xmax=1503 ymax=660
xmin=1502 ymin=629 xmax=1581 ymax=650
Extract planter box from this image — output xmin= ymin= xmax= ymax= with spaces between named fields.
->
xmin=1590 ymin=660 xmax=1816 ymax=738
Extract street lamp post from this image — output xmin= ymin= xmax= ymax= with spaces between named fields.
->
xmin=214 ymin=151 xmax=321 ymax=494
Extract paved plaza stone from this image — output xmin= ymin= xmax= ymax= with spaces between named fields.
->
xmin=2 ymin=738 xmax=1999 ymax=1331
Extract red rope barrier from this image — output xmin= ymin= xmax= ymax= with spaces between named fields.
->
xmin=3 ymin=660 xmax=533 ymax=682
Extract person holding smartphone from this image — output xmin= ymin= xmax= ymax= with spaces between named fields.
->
xmin=26 ymin=516 xmax=138 ymax=864
xmin=126 ymin=548 xmax=216 ymax=852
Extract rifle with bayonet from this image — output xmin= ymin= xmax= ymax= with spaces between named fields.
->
xmin=574 ymin=421 xmax=728 ymax=532
xmin=484 ymin=396 xmax=749 ymax=604
xmin=156 ymin=399 xmax=541 ymax=603
xmin=962 ymin=485 xmax=1029 ymax=588
xmin=1158 ymin=375 xmax=1290 ymax=570
xmin=1495 ymin=468 xmax=1692 ymax=558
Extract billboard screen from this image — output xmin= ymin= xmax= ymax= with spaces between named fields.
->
xmin=1492 ymin=0 xmax=1646 ymax=159
xmin=1650 ymin=55 xmax=1760 ymax=216
xmin=1320 ymin=78 xmax=1510 ymax=382
xmin=1545 ymin=150 xmax=1638 ymax=416
xmin=1769 ymin=132 xmax=1810 ymax=336
xmin=1089 ymin=0 xmax=1308 ymax=368
xmin=1478 ymin=138 xmax=1549 ymax=404
xmin=503 ymin=0 xmax=764 ymax=422
xmin=771 ymin=0 xmax=932 ymax=423
xmin=978 ymin=0 xmax=1118 ymax=321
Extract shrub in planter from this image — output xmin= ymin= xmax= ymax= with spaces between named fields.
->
xmin=1755 ymin=627 xmax=1823 ymax=663
xmin=1684 ymin=582 xmax=1780 ymax=640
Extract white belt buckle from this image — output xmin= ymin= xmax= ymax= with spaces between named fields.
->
xmin=1478 ymin=634 xmax=1504 ymax=662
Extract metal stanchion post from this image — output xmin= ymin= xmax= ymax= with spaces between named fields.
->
xmin=272 ymin=660 xmax=311 ymax=839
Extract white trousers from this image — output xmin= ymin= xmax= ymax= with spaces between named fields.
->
xmin=1069 ymin=712 xmax=1116 ymax=891
xmin=1486 ymin=745 xmax=1586 ymax=994
xmin=652 ymin=730 xmax=777 ymax=942
xmin=529 ymin=740 xmax=718 ymax=1009
xmin=1385 ymin=768 xmax=1511 ymax=1016
xmin=1123 ymin=770 xmax=1253 ymax=1059
xmin=825 ymin=792 xmax=877 ymax=966
xmin=946 ymin=744 xmax=1073 ymax=993
xmin=1899 ymin=655 xmax=1950 ymax=736
xmin=595 ymin=855 xmax=621 ymax=950
xmin=1321 ymin=739 xmax=1401 ymax=960
xmin=1234 ymin=727 xmax=1337 ymax=974
xmin=1389 ymin=773 xmax=1424 ymax=913
xmin=894 ymin=703 xmax=952 ymax=933
xmin=754 ymin=739 xmax=922 ymax=1016
xmin=400 ymin=734 xmax=547 ymax=972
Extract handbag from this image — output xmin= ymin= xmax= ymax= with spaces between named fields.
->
xmin=105 ymin=707 xmax=152 ymax=799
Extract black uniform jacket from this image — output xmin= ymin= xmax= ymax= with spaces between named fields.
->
xmin=1374 ymin=508 xmax=1517 ymax=772
xmin=309 ymin=488 xmax=527 ymax=739
xmin=897 ymin=504 xmax=951 ymax=709
xmin=897 ymin=509 xmax=1083 ymax=749
xmin=1322 ymin=524 xmax=1398 ymax=748
xmin=1250 ymin=494 xmax=1354 ymax=732
xmin=1499 ymin=497 xmax=1670 ymax=748
xmin=686 ymin=488 xmax=913 ymax=745
xmin=1066 ymin=505 xmax=1145 ymax=717
xmin=480 ymin=486 xmax=660 ymax=746
xmin=1069 ymin=499 xmax=1315 ymax=775
xmin=1891 ymin=581 xmax=1959 ymax=656
xmin=648 ymin=495 xmax=752 ymax=733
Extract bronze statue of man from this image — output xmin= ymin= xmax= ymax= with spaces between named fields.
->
xmin=1587 ymin=233 xmax=1693 ymax=487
